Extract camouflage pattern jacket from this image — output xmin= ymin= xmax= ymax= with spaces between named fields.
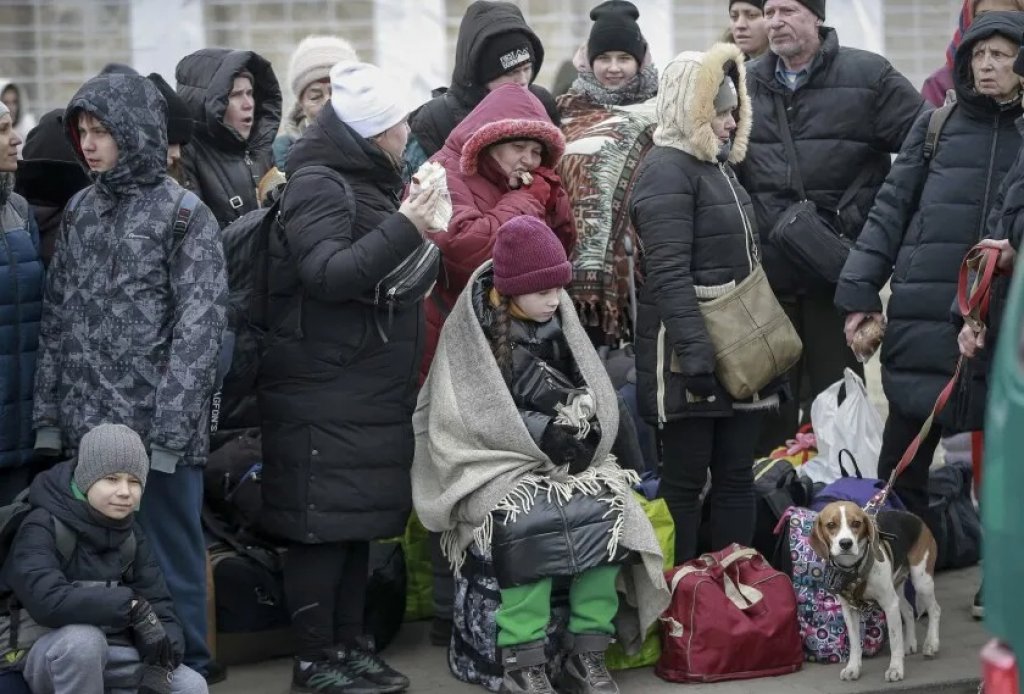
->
xmin=33 ymin=73 xmax=228 ymax=470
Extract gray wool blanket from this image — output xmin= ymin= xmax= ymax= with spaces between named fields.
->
xmin=412 ymin=261 xmax=670 ymax=654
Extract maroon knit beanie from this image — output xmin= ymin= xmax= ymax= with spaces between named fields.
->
xmin=493 ymin=216 xmax=572 ymax=296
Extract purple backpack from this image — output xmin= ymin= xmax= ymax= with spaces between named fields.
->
xmin=810 ymin=451 xmax=905 ymax=512
xmin=782 ymin=507 xmax=888 ymax=662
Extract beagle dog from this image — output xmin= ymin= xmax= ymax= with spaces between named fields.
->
xmin=810 ymin=501 xmax=941 ymax=684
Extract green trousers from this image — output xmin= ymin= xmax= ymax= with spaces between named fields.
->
xmin=495 ymin=565 xmax=620 ymax=648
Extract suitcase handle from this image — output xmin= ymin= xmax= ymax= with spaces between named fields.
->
xmin=669 ymin=546 xmax=760 ymax=593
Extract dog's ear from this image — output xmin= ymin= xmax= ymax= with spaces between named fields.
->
xmin=809 ymin=513 xmax=831 ymax=560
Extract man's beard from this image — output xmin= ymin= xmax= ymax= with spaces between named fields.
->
xmin=770 ymin=37 xmax=806 ymax=59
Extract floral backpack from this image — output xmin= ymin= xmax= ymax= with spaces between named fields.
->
xmin=781 ymin=507 xmax=888 ymax=662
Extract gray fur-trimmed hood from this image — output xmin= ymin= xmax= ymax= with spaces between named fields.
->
xmin=653 ymin=42 xmax=752 ymax=164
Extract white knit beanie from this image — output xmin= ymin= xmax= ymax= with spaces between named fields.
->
xmin=288 ymin=35 xmax=358 ymax=100
xmin=330 ymin=60 xmax=408 ymax=139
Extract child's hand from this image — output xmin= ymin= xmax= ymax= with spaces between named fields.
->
xmin=129 ymin=598 xmax=174 ymax=667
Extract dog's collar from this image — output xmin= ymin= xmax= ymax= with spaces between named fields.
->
xmin=825 ymin=532 xmax=898 ymax=610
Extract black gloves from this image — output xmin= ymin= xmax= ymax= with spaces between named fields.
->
xmin=137 ymin=664 xmax=174 ymax=694
xmin=129 ymin=598 xmax=175 ymax=669
xmin=541 ymin=420 xmax=600 ymax=474
xmin=684 ymin=373 xmax=717 ymax=399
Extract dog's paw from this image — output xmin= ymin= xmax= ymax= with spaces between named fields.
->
xmin=840 ymin=664 xmax=862 ymax=681
xmin=923 ymin=637 xmax=939 ymax=658
xmin=885 ymin=664 xmax=905 ymax=682
xmin=905 ymin=639 xmax=918 ymax=656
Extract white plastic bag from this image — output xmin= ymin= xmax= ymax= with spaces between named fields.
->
xmin=807 ymin=368 xmax=884 ymax=484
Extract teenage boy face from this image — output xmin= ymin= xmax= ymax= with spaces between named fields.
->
xmin=224 ymin=75 xmax=255 ymax=140
xmin=77 ymin=112 xmax=119 ymax=173
xmin=86 ymin=473 xmax=142 ymax=520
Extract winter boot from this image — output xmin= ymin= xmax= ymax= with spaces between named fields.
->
xmin=290 ymin=656 xmax=379 ymax=694
xmin=332 ymin=639 xmax=410 ymax=693
xmin=558 ymin=633 xmax=620 ymax=694
xmin=500 ymin=640 xmax=556 ymax=694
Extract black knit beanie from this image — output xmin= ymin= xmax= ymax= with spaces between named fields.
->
xmin=729 ymin=0 xmax=765 ymax=9
xmin=476 ymin=31 xmax=535 ymax=86
xmin=147 ymin=73 xmax=193 ymax=146
xmin=588 ymin=1 xmax=647 ymax=66
xmin=792 ymin=0 xmax=826 ymax=20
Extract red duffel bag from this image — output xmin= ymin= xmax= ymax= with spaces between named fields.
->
xmin=656 ymin=544 xmax=802 ymax=683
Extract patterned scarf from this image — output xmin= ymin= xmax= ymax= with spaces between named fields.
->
xmin=946 ymin=0 xmax=975 ymax=70
xmin=567 ymin=64 xmax=659 ymax=108
xmin=556 ymin=86 xmax=658 ymax=343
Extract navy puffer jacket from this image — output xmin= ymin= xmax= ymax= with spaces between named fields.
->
xmin=835 ymin=12 xmax=1024 ymax=428
xmin=0 ymin=185 xmax=42 ymax=469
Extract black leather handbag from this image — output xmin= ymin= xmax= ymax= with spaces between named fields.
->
xmin=370 ymin=240 xmax=441 ymax=309
xmin=768 ymin=93 xmax=871 ymax=285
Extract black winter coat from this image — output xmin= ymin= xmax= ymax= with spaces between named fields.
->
xmin=836 ymin=13 xmax=1024 ymax=429
xmin=738 ymin=29 xmax=925 ymax=296
xmin=632 ymin=148 xmax=780 ymax=422
xmin=0 ymin=461 xmax=184 ymax=659
xmin=631 ymin=44 xmax=783 ymax=424
xmin=257 ymin=104 xmax=426 ymax=544
xmin=176 ymin=49 xmax=282 ymax=229
xmin=409 ymin=1 xmax=553 ymax=159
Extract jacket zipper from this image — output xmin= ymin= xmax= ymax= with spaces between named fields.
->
xmin=245 ymin=149 xmax=258 ymax=205
xmin=0 ymin=228 xmax=22 ymax=453
xmin=978 ymin=115 xmax=1001 ymax=238
xmin=553 ymin=500 xmax=578 ymax=573
xmin=656 ymin=323 xmax=668 ymax=427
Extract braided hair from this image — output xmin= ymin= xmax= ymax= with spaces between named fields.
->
xmin=491 ymin=293 xmax=514 ymax=381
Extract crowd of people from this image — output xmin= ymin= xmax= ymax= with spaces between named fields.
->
xmin=0 ymin=0 xmax=1018 ymax=692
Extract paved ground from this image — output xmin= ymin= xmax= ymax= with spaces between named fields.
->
xmin=213 ymin=566 xmax=985 ymax=694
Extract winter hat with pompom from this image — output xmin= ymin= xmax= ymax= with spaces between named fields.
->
xmin=493 ymin=215 xmax=572 ymax=296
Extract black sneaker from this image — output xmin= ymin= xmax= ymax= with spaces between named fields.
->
xmin=429 ymin=617 xmax=453 ymax=646
xmin=973 ymin=585 xmax=984 ymax=620
xmin=334 ymin=644 xmax=410 ymax=693
xmin=291 ymin=657 xmax=380 ymax=694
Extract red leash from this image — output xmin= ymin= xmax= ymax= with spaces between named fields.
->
xmin=864 ymin=244 xmax=1000 ymax=515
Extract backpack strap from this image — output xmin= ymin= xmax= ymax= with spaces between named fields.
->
xmin=923 ymin=102 xmax=957 ymax=163
xmin=51 ymin=516 xmax=76 ymax=567
xmin=51 ymin=516 xmax=137 ymax=583
xmin=169 ymin=190 xmax=201 ymax=256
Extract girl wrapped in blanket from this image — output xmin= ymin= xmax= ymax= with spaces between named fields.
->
xmin=413 ymin=215 xmax=669 ymax=694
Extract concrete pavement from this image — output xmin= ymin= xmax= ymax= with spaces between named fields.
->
xmin=213 ymin=566 xmax=985 ymax=694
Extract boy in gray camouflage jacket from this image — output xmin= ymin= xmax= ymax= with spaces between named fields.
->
xmin=32 ymin=72 xmax=228 ymax=679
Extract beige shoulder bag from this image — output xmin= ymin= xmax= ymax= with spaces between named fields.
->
xmin=698 ymin=183 xmax=803 ymax=401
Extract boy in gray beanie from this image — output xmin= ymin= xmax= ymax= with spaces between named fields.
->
xmin=0 ymin=424 xmax=208 ymax=694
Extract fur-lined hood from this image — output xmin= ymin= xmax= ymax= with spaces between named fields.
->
xmin=441 ymin=84 xmax=565 ymax=176
xmin=652 ymin=43 xmax=752 ymax=165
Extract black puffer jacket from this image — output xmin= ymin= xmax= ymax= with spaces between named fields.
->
xmin=176 ymin=49 xmax=282 ymax=228
xmin=738 ymin=29 xmax=925 ymax=296
xmin=631 ymin=44 xmax=783 ymax=424
xmin=257 ymin=104 xmax=426 ymax=544
xmin=473 ymin=270 xmax=644 ymax=473
xmin=836 ymin=12 xmax=1024 ymax=429
xmin=0 ymin=461 xmax=184 ymax=659
xmin=409 ymin=1 xmax=553 ymax=159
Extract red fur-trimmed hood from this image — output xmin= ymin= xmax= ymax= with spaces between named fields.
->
xmin=442 ymin=84 xmax=565 ymax=176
